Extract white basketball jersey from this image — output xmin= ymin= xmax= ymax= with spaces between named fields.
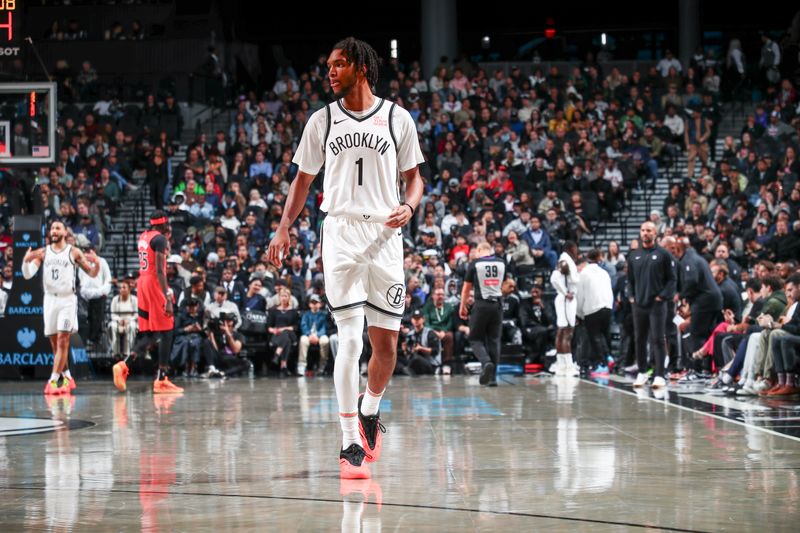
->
xmin=42 ymin=244 xmax=76 ymax=295
xmin=321 ymin=99 xmax=401 ymax=220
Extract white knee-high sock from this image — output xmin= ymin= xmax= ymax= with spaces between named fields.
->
xmin=334 ymin=315 xmax=365 ymax=448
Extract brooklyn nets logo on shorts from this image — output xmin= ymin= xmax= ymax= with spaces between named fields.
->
xmin=386 ymin=284 xmax=405 ymax=309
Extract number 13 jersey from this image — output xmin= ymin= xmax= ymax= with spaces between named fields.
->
xmin=293 ymin=97 xmax=425 ymax=221
xmin=42 ymin=244 xmax=76 ymax=296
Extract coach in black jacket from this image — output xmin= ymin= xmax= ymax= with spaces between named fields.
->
xmin=626 ymin=222 xmax=677 ymax=387
xmin=667 ymin=238 xmax=723 ymax=365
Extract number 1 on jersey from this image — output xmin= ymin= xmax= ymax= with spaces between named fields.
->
xmin=355 ymin=158 xmax=363 ymax=186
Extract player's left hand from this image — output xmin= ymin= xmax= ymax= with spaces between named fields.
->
xmin=459 ymin=304 xmax=469 ymax=320
xmin=385 ymin=204 xmax=413 ymax=228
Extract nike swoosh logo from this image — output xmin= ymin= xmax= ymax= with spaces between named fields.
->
xmin=333 ymin=119 xmax=348 ymax=125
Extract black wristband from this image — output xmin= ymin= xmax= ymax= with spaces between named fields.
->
xmin=403 ymin=202 xmax=415 ymax=215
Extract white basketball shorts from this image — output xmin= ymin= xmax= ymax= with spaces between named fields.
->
xmin=43 ymin=293 xmax=78 ymax=337
xmin=554 ymin=293 xmax=577 ymax=328
xmin=321 ymin=214 xmax=404 ymax=331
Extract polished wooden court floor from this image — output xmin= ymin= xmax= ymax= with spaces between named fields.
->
xmin=1 ymin=374 xmax=799 ymax=532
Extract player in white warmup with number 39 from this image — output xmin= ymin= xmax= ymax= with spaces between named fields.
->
xmin=268 ymin=37 xmax=425 ymax=480
xmin=22 ymin=220 xmax=100 ymax=395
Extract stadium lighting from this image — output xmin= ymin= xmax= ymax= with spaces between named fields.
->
xmin=390 ymin=39 xmax=398 ymax=59
xmin=601 ymin=33 xmax=607 ymax=46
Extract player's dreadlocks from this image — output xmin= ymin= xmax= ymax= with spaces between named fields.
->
xmin=333 ymin=37 xmax=380 ymax=88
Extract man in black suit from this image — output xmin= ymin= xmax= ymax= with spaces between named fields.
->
xmin=219 ymin=267 xmax=247 ymax=310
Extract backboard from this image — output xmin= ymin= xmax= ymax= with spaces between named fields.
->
xmin=0 ymin=82 xmax=56 ymax=165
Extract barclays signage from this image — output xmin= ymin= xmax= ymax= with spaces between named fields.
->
xmin=14 ymin=233 xmax=35 ymax=248
xmin=0 ymin=327 xmax=52 ymax=365
xmin=17 ymin=327 xmax=36 ymax=348
xmin=0 ymin=327 xmax=88 ymax=366
xmin=6 ymin=292 xmax=43 ymax=315
xmin=0 ymin=352 xmax=55 ymax=366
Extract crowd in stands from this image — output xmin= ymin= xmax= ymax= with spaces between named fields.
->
xmin=0 ymin=35 xmax=798 ymax=386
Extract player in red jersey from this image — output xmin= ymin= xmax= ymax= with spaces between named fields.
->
xmin=113 ymin=211 xmax=182 ymax=393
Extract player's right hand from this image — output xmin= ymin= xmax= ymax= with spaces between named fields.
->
xmin=164 ymin=299 xmax=174 ymax=317
xmin=459 ymin=304 xmax=469 ymax=320
xmin=23 ymin=247 xmax=40 ymax=263
xmin=268 ymin=227 xmax=290 ymax=268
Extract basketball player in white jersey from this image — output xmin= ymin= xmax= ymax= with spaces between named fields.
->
xmin=22 ymin=220 xmax=100 ymax=394
xmin=550 ymin=241 xmax=580 ymax=377
xmin=268 ymin=37 xmax=425 ymax=479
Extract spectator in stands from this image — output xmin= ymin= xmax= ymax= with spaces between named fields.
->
xmin=249 ymin=150 xmax=272 ymax=180
xmin=242 ymin=277 xmax=267 ymax=311
xmin=219 ymin=267 xmax=246 ymax=309
xmin=97 ymin=168 xmax=121 ymax=205
xmin=297 ymin=294 xmax=330 ymax=376
xmin=146 ymin=146 xmax=168 ymax=210
xmin=767 ymin=219 xmax=800 ymax=262
xmin=684 ymin=107 xmax=712 ymax=179
xmin=108 ymin=280 xmax=137 ymax=359
xmin=73 ymin=209 xmax=101 ymax=249
xmin=663 ymin=105 xmax=685 ymax=146
xmin=205 ymin=285 xmax=242 ymax=330
xmin=523 ymin=213 xmax=558 ymax=270
xmin=422 ymin=287 xmax=456 ymax=374
xmin=189 ymin=192 xmax=215 ymax=222
xmin=76 ymin=61 xmax=97 ymax=100
xmin=205 ymin=312 xmax=251 ymax=378
xmin=765 ymin=273 xmax=800 ymax=395
xmin=759 ymin=32 xmax=782 ymax=88
xmin=130 ymin=20 xmax=145 ymax=40
xmin=173 ymin=296 xmax=205 ymax=377
xmin=161 ymin=94 xmax=184 ymax=139
xmin=177 ymin=274 xmax=208 ymax=310
xmin=107 ymin=21 xmax=125 ymax=40
xmin=63 ymin=19 xmax=88 ymax=40
xmin=505 ymin=230 xmax=534 ymax=268
xmin=267 ymin=287 xmax=300 ymax=377
xmin=401 ymin=310 xmax=441 ymax=375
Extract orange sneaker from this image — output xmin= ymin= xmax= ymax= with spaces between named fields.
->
xmin=64 ymin=376 xmax=76 ymax=391
xmin=357 ymin=394 xmax=385 ymax=463
xmin=153 ymin=376 xmax=184 ymax=394
xmin=44 ymin=379 xmax=63 ymax=395
xmin=113 ymin=361 xmax=129 ymax=392
xmin=339 ymin=444 xmax=371 ymax=479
